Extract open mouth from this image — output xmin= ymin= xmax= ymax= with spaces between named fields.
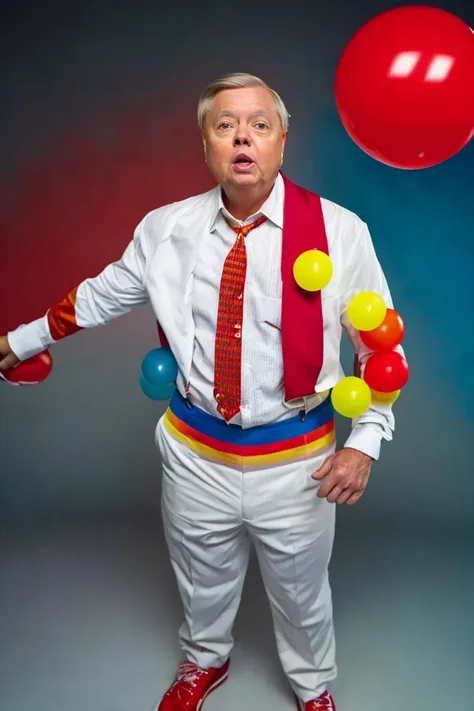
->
xmin=233 ymin=153 xmax=255 ymax=171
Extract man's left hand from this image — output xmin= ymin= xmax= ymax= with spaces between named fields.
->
xmin=312 ymin=448 xmax=373 ymax=505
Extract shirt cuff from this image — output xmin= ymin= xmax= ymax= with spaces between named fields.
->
xmin=7 ymin=315 xmax=55 ymax=361
xmin=344 ymin=423 xmax=383 ymax=461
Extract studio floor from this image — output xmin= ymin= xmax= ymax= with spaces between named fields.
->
xmin=1 ymin=519 xmax=473 ymax=711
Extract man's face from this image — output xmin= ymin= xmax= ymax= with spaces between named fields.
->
xmin=201 ymin=86 xmax=287 ymax=191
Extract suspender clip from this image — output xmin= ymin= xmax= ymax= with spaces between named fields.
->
xmin=184 ymin=384 xmax=193 ymax=409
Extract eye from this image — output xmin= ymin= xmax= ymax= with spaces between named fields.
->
xmin=217 ymin=122 xmax=232 ymax=130
xmin=255 ymin=122 xmax=268 ymax=130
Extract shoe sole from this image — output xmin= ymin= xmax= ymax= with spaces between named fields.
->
xmin=196 ymin=671 xmax=229 ymax=711
xmin=294 ymin=692 xmax=336 ymax=710
xmin=152 ymin=670 xmax=229 ymax=711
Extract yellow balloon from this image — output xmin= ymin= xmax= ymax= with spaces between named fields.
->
xmin=347 ymin=291 xmax=387 ymax=331
xmin=331 ymin=376 xmax=372 ymax=418
xmin=371 ymin=389 xmax=401 ymax=405
xmin=293 ymin=249 xmax=333 ymax=291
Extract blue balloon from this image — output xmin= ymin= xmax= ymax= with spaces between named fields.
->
xmin=141 ymin=347 xmax=178 ymax=386
xmin=139 ymin=372 xmax=175 ymax=400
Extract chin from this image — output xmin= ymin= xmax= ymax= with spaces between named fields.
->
xmin=230 ymin=173 xmax=259 ymax=187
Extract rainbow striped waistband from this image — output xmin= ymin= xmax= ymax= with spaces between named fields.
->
xmin=162 ymin=392 xmax=336 ymax=468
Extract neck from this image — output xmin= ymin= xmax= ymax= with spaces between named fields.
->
xmin=221 ymin=181 xmax=275 ymax=222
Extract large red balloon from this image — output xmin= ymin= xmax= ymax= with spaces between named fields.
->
xmin=0 ymin=351 xmax=53 ymax=386
xmin=335 ymin=6 xmax=474 ymax=169
xmin=364 ymin=352 xmax=409 ymax=392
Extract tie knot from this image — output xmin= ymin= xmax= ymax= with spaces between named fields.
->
xmin=225 ymin=214 xmax=267 ymax=237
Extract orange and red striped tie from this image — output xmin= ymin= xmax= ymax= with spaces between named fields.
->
xmin=213 ymin=214 xmax=267 ymax=422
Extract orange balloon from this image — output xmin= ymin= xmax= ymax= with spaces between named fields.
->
xmin=371 ymin=389 xmax=400 ymax=405
xmin=360 ymin=308 xmax=404 ymax=351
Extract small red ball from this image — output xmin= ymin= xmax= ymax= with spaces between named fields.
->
xmin=1 ymin=351 xmax=53 ymax=386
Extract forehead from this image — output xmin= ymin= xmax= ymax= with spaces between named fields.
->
xmin=209 ymin=87 xmax=276 ymax=117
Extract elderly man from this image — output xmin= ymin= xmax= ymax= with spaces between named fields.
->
xmin=0 ymin=73 xmax=399 ymax=711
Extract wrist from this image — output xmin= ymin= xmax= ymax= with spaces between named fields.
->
xmin=343 ymin=446 xmax=374 ymax=463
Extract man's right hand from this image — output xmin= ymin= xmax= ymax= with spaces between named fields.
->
xmin=0 ymin=335 xmax=20 ymax=372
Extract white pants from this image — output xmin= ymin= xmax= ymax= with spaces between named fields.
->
xmin=155 ymin=416 xmax=337 ymax=703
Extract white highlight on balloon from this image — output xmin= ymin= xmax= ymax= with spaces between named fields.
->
xmin=425 ymin=55 xmax=454 ymax=82
xmin=389 ymin=52 xmax=454 ymax=83
xmin=389 ymin=52 xmax=421 ymax=77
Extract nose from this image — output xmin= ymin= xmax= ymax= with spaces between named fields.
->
xmin=233 ymin=130 xmax=251 ymax=147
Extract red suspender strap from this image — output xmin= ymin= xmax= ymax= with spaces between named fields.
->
xmin=156 ymin=321 xmax=169 ymax=349
xmin=281 ymin=175 xmax=328 ymax=401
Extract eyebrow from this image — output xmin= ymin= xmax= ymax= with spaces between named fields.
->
xmin=216 ymin=109 xmax=272 ymax=121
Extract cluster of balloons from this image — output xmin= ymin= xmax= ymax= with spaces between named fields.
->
xmin=293 ymin=251 xmax=409 ymax=418
xmin=332 ymin=291 xmax=409 ymax=418
xmin=139 ymin=347 xmax=178 ymax=400
xmin=335 ymin=5 xmax=474 ymax=169
xmin=0 ymin=350 xmax=53 ymax=386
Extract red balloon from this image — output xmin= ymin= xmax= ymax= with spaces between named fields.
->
xmin=364 ymin=352 xmax=409 ymax=392
xmin=360 ymin=308 xmax=404 ymax=351
xmin=0 ymin=351 xmax=53 ymax=386
xmin=335 ymin=6 xmax=474 ymax=169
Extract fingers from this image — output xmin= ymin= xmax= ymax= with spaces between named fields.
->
xmin=325 ymin=485 xmax=345 ymax=504
xmin=312 ymin=453 xmax=335 ymax=480
xmin=318 ymin=477 xmax=365 ymax=504
xmin=335 ymin=488 xmax=355 ymax=505
xmin=315 ymin=452 xmax=367 ymax=504
xmin=346 ymin=491 xmax=364 ymax=505
xmin=316 ymin=457 xmax=345 ymax=498
xmin=0 ymin=352 xmax=19 ymax=371
xmin=317 ymin=471 xmax=339 ymax=499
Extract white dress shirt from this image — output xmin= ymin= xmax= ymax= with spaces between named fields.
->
xmin=7 ymin=173 xmax=402 ymax=460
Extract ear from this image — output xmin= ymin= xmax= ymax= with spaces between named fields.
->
xmin=200 ymin=129 xmax=207 ymax=159
xmin=281 ymin=131 xmax=288 ymax=165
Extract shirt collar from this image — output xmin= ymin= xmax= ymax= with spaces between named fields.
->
xmin=209 ymin=172 xmax=284 ymax=232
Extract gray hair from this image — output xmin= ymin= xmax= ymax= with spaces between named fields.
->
xmin=197 ymin=72 xmax=290 ymax=131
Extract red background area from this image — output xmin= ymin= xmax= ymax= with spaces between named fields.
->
xmin=0 ymin=96 xmax=214 ymax=333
